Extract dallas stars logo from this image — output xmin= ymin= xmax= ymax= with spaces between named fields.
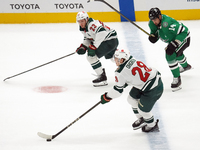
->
xmin=163 ymin=22 xmax=168 ymax=27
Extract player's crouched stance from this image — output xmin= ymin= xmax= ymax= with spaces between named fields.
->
xmin=76 ymin=11 xmax=118 ymax=87
xmin=100 ymin=49 xmax=163 ymax=132
xmin=148 ymin=8 xmax=192 ymax=92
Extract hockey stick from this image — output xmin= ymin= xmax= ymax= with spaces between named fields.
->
xmin=87 ymin=0 xmax=151 ymax=36
xmin=37 ymin=101 xmax=101 ymax=141
xmin=3 ymin=52 xmax=76 ymax=81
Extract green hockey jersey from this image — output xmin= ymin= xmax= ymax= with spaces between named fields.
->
xmin=148 ymin=14 xmax=189 ymax=43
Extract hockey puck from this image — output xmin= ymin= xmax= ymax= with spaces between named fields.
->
xmin=46 ymin=139 xmax=52 ymax=142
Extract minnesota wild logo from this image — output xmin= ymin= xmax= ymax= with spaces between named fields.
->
xmin=163 ymin=22 xmax=168 ymax=27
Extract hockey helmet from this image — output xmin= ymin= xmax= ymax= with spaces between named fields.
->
xmin=76 ymin=11 xmax=89 ymax=22
xmin=149 ymin=8 xmax=161 ymax=20
xmin=114 ymin=49 xmax=130 ymax=63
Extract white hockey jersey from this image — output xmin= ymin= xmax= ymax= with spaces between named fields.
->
xmin=80 ymin=18 xmax=117 ymax=48
xmin=107 ymin=56 xmax=161 ymax=99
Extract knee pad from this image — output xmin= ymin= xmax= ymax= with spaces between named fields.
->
xmin=165 ymin=52 xmax=177 ymax=61
xmin=87 ymin=55 xmax=99 ymax=64
xmin=127 ymin=95 xmax=138 ymax=108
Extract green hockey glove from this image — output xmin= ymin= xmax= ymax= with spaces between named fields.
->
xmin=101 ymin=93 xmax=112 ymax=104
xmin=148 ymin=34 xmax=158 ymax=43
xmin=87 ymin=44 xmax=96 ymax=57
xmin=76 ymin=44 xmax=87 ymax=55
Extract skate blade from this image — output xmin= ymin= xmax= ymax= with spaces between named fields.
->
xmin=180 ymin=67 xmax=193 ymax=73
xmin=147 ymin=127 xmax=160 ymax=132
xmin=93 ymin=81 xmax=108 ymax=87
xmin=133 ymin=123 xmax=147 ymax=130
xmin=172 ymin=86 xmax=182 ymax=92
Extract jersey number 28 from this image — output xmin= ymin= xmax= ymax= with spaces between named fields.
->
xmin=132 ymin=61 xmax=152 ymax=82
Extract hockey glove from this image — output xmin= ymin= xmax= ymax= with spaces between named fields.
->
xmin=101 ymin=92 xmax=112 ymax=104
xmin=166 ymin=40 xmax=180 ymax=55
xmin=87 ymin=44 xmax=96 ymax=57
xmin=148 ymin=34 xmax=158 ymax=43
xmin=76 ymin=44 xmax=87 ymax=55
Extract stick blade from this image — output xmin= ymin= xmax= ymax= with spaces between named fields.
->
xmin=3 ymin=78 xmax=9 ymax=81
xmin=37 ymin=132 xmax=53 ymax=140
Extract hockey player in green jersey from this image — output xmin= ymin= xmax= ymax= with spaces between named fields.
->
xmin=148 ymin=8 xmax=191 ymax=92
xmin=76 ymin=11 xmax=119 ymax=87
xmin=100 ymin=49 xmax=163 ymax=132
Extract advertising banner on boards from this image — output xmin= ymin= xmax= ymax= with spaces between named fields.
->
xmin=0 ymin=0 xmax=199 ymax=23
xmin=134 ymin=0 xmax=200 ymax=11
xmin=134 ymin=0 xmax=200 ymax=21
xmin=0 ymin=0 xmax=119 ymax=13
xmin=0 ymin=0 xmax=121 ymax=23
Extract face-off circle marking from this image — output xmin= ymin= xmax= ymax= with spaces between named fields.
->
xmin=34 ymin=86 xmax=67 ymax=93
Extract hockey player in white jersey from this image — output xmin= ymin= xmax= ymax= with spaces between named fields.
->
xmin=76 ymin=11 xmax=118 ymax=87
xmin=100 ymin=49 xmax=163 ymax=132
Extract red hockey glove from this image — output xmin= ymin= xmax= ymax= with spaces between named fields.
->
xmin=76 ymin=44 xmax=87 ymax=55
xmin=101 ymin=92 xmax=112 ymax=104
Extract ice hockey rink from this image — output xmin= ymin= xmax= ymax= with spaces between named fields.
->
xmin=0 ymin=20 xmax=200 ymax=150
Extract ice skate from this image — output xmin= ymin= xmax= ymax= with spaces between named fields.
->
xmin=93 ymin=68 xmax=108 ymax=87
xmin=132 ymin=117 xmax=147 ymax=130
xmin=171 ymin=76 xmax=181 ymax=92
xmin=142 ymin=119 xmax=159 ymax=132
xmin=180 ymin=64 xmax=192 ymax=73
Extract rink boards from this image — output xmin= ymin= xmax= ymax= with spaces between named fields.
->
xmin=0 ymin=0 xmax=199 ymax=23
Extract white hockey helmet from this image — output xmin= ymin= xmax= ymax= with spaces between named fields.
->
xmin=114 ymin=49 xmax=130 ymax=63
xmin=76 ymin=11 xmax=89 ymax=22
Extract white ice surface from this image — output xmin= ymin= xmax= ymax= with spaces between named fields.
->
xmin=0 ymin=20 xmax=200 ymax=150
